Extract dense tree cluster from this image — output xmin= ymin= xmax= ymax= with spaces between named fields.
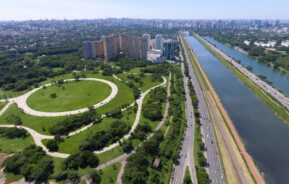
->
xmin=114 ymin=56 xmax=152 ymax=71
xmin=140 ymin=63 xmax=170 ymax=76
xmin=62 ymin=150 xmax=99 ymax=170
xmin=0 ymin=127 xmax=28 ymax=139
xmin=143 ymin=87 xmax=167 ymax=121
xmin=131 ymin=123 xmax=152 ymax=141
xmin=79 ymin=121 xmax=129 ymax=151
xmin=126 ymin=81 xmax=141 ymax=100
xmin=187 ymin=73 xmax=210 ymax=183
xmin=161 ymin=68 xmax=186 ymax=161
xmin=100 ymin=63 xmax=122 ymax=76
xmin=107 ymin=109 xmax=123 ymax=119
xmin=3 ymin=145 xmax=54 ymax=183
xmin=0 ymin=52 xmax=88 ymax=92
xmin=49 ymin=109 xmax=100 ymax=135
xmin=122 ymin=131 xmax=164 ymax=184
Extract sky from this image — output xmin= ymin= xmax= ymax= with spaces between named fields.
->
xmin=0 ymin=0 xmax=289 ymax=21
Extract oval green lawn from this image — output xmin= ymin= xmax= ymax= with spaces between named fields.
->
xmin=27 ymin=80 xmax=112 ymax=112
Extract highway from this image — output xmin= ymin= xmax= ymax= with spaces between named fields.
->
xmin=180 ymin=35 xmax=225 ymax=184
xmin=196 ymin=34 xmax=289 ymax=110
xmin=171 ymin=61 xmax=197 ymax=184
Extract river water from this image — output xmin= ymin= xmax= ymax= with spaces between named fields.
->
xmin=204 ymin=36 xmax=289 ymax=97
xmin=186 ymin=36 xmax=289 ymax=184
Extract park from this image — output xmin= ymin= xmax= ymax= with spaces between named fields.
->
xmin=0 ymin=61 xmax=174 ymax=183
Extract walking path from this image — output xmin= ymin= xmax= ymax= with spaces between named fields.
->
xmin=93 ymin=77 xmax=167 ymax=154
xmin=0 ymin=77 xmax=167 ymax=158
xmin=6 ymin=78 xmax=118 ymax=117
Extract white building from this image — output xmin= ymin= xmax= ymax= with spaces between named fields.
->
xmin=244 ymin=40 xmax=251 ymax=46
xmin=147 ymin=49 xmax=163 ymax=63
xmin=254 ymin=40 xmax=276 ymax=48
xmin=281 ymin=40 xmax=289 ymax=47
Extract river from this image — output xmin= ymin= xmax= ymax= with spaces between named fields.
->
xmin=203 ymin=36 xmax=289 ymax=97
xmin=186 ymin=36 xmax=289 ymax=184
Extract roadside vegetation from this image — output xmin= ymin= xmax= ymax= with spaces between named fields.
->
xmin=122 ymin=65 xmax=187 ymax=184
xmin=186 ymin=68 xmax=210 ymax=183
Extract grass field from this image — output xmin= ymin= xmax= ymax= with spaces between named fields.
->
xmin=51 ymin=108 xmax=136 ymax=154
xmin=139 ymin=86 xmax=167 ymax=130
xmin=52 ymin=158 xmax=121 ymax=184
xmin=0 ymin=102 xmax=5 ymax=110
xmin=99 ymin=162 xmax=121 ymax=184
xmin=27 ymin=80 xmax=111 ymax=112
xmin=117 ymin=72 xmax=161 ymax=92
xmin=0 ymin=104 xmax=65 ymax=135
xmin=0 ymin=136 xmax=34 ymax=153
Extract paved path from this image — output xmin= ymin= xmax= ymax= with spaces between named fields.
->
xmin=93 ymin=77 xmax=167 ymax=154
xmin=116 ymin=160 xmax=127 ymax=184
xmin=0 ymin=77 xmax=167 ymax=158
xmin=8 ymin=78 xmax=118 ymax=117
xmin=96 ymin=74 xmax=171 ymax=182
xmin=197 ymin=34 xmax=289 ymax=110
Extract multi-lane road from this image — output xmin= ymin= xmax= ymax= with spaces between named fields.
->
xmin=181 ymin=35 xmax=225 ymax=184
xmin=172 ymin=36 xmax=224 ymax=184
xmin=196 ymin=34 xmax=289 ymax=110
xmin=171 ymin=61 xmax=197 ymax=184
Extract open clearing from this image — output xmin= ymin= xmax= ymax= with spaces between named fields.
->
xmin=27 ymin=80 xmax=111 ymax=112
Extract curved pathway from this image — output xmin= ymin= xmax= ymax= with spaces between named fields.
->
xmin=93 ymin=77 xmax=167 ymax=154
xmin=0 ymin=77 xmax=167 ymax=158
xmin=9 ymin=78 xmax=118 ymax=117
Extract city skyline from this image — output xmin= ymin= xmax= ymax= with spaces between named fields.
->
xmin=1 ymin=0 xmax=289 ymax=21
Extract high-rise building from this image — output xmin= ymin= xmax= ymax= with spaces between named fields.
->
xmin=143 ymin=33 xmax=151 ymax=51
xmin=122 ymin=35 xmax=142 ymax=60
xmin=155 ymin=34 xmax=163 ymax=50
xmin=163 ymin=39 xmax=177 ymax=60
xmin=83 ymin=41 xmax=94 ymax=59
xmin=92 ymin=40 xmax=105 ymax=59
xmin=84 ymin=34 xmax=148 ymax=61
xmin=104 ymin=35 xmax=120 ymax=60
xmin=140 ymin=35 xmax=148 ymax=60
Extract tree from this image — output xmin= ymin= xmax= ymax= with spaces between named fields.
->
xmin=246 ymin=66 xmax=253 ymax=71
xmin=88 ymin=170 xmax=101 ymax=184
xmin=122 ymin=140 xmax=134 ymax=153
xmin=108 ymin=109 xmax=122 ymax=119
xmin=3 ymin=145 xmax=53 ymax=183
xmin=63 ymin=151 xmax=99 ymax=170
xmin=143 ymin=139 xmax=159 ymax=155
xmin=46 ymin=139 xmax=59 ymax=151
xmin=68 ymin=171 xmax=80 ymax=184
